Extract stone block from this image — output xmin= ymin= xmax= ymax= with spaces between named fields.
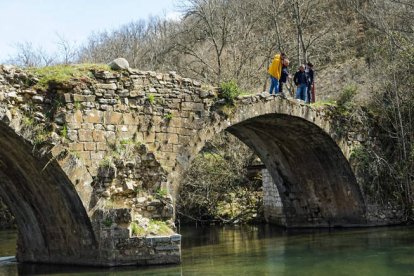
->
xmin=67 ymin=122 xmax=81 ymax=130
xmin=167 ymin=134 xmax=179 ymax=144
xmin=123 ymin=113 xmax=136 ymax=125
xmin=144 ymin=132 xmax=155 ymax=143
xmin=96 ymin=142 xmax=107 ymax=151
xmin=84 ymin=142 xmax=96 ymax=151
xmin=96 ymin=83 xmax=118 ymax=90
xmin=105 ymin=111 xmax=123 ymax=124
xmin=73 ymin=94 xmax=87 ymax=102
xmin=84 ymin=110 xmax=102 ymax=123
xmin=91 ymin=151 xmax=105 ymax=160
xmin=69 ymin=142 xmax=84 ymax=151
xmin=78 ymin=151 xmax=91 ymax=162
xmin=81 ymin=122 xmax=95 ymax=130
xmin=105 ymin=131 xmax=116 ymax=142
xmin=93 ymin=130 xmax=106 ymax=142
xmin=65 ymin=110 xmax=83 ymax=124
xmin=78 ymin=129 xmax=93 ymax=142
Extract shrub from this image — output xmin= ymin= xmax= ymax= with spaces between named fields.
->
xmin=219 ymin=80 xmax=241 ymax=105
xmin=337 ymin=84 xmax=357 ymax=108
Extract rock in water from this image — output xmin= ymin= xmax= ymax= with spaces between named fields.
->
xmin=109 ymin=58 xmax=130 ymax=70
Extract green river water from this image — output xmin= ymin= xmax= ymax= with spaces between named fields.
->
xmin=0 ymin=225 xmax=414 ymax=275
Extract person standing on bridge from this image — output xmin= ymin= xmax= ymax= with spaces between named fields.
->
xmin=279 ymin=58 xmax=290 ymax=97
xmin=305 ymin=62 xmax=315 ymax=103
xmin=268 ymin=52 xmax=286 ymax=95
xmin=294 ymin=64 xmax=308 ymax=102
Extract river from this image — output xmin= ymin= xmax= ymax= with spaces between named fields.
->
xmin=1 ymin=225 xmax=413 ymax=275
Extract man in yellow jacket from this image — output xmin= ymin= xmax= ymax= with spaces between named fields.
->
xmin=268 ymin=52 xmax=286 ymax=94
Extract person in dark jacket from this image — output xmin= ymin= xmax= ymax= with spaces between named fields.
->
xmin=278 ymin=58 xmax=290 ymax=96
xmin=305 ymin=62 xmax=314 ymax=103
xmin=294 ymin=64 xmax=308 ymax=102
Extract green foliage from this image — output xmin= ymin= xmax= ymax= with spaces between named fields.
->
xmin=130 ymin=220 xmax=173 ymax=236
xmin=22 ymin=116 xmax=35 ymax=127
xmin=337 ymin=84 xmax=357 ymax=108
xmin=73 ymin=101 xmax=82 ymax=111
xmin=60 ymin=124 xmax=68 ymax=139
xmin=32 ymin=129 xmax=50 ymax=146
xmin=177 ymin=132 xmax=263 ymax=224
xmin=148 ymin=220 xmax=173 ymax=235
xmin=99 ymin=156 xmax=113 ymax=168
xmin=155 ymin=188 xmax=168 ymax=198
xmin=147 ymin=94 xmax=155 ymax=105
xmin=350 ymin=145 xmax=371 ymax=167
xmin=27 ymin=63 xmax=110 ymax=91
xmin=310 ymin=100 xmax=337 ymax=108
xmin=130 ymin=222 xmax=145 ymax=236
xmin=219 ymin=80 xmax=241 ymax=105
xmin=107 ymin=138 xmax=142 ymax=160
xmin=163 ymin=112 xmax=173 ymax=120
xmin=103 ymin=217 xmax=113 ymax=227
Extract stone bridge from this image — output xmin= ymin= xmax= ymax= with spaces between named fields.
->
xmin=0 ymin=65 xmax=398 ymax=266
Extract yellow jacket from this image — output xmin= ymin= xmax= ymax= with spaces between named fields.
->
xmin=268 ymin=54 xmax=282 ymax=79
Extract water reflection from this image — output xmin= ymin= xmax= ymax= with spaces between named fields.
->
xmin=1 ymin=225 xmax=414 ymax=275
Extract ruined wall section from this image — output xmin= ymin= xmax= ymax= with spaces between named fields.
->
xmin=0 ymin=64 xmax=220 ymax=225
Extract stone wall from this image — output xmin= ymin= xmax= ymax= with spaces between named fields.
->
xmin=0 ymin=197 xmax=15 ymax=229
xmin=262 ymin=169 xmax=285 ymax=226
xmin=0 ymin=65 xmax=190 ymax=265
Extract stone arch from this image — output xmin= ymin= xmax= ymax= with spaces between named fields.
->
xmin=0 ymin=122 xmax=98 ymax=264
xmin=227 ymin=114 xmax=366 ymax=227
xmin=174 ymin=98 xmax=367 ymax=227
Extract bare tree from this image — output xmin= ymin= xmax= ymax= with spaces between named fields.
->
xmin=55 ymin=33 xmax=78 ymax=65
xmin=7 ymin=42 xmax=55 ymax=67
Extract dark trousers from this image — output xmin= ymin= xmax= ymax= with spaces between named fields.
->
xmin=306 ymin=84 xmax=312 ymax=103
xmin=279 ymin=82 xmax=285 ymax=93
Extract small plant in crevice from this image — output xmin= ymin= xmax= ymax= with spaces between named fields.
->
xmin=163 ymin=112 xmax=173 ymax=121
xmin=99 ymin=156 xmax=113 ymax=168
xmin=60 ymin=124 xmax=68 ymax=139
xmin=73 ymin=101 xmax=82 ymax=111
xmin=22 ymin=116 xmax=35 ymax=127
xmin=147 ymin=93 xmax=155 ymax=105
xmin=155 ymin=188 xmax=168 ymax=198
xmin=103 ymin=217 xmax=113 ymax=227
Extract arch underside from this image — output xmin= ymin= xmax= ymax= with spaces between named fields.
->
xmin=227 ymin=114 xmax=367 ymax=227
xmin=0 ymin=123 xmax=98 ymax=264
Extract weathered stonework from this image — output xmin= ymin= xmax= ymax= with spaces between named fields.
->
xmin=0 ymin=197 xmax=15 ymax=229
xmin=0 ymin=64 xmax=404 ymax=266
xmin=262 ymin=169 xmax=285 ymax=226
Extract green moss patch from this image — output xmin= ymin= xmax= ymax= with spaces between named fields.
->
xmin=27 ymin=63 xmax=111 ymax=91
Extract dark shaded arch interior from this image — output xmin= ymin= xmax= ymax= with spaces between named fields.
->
xmin=227 ymin=114 xmax=367 ymax=227
xmin=0 ymin=123 xmax=98 ymax=264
